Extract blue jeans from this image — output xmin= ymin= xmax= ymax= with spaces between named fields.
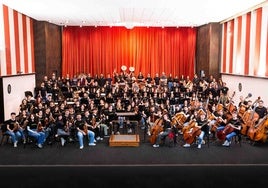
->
xmin=27 ymin=129 xmax=46 ymax=145
xmin=77 ymin=130 xmax=95 ymax=147
xmin=197 ymin=131 xmax=205 ymax=145
xmin=226 ymin=132 xmax=237 ymax=142
xmin=6 ymin=130 xmax=22 ymax=143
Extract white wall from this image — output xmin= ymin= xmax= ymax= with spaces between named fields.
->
xmin=2 ymin=74 xmax=35 ymax=121
xmin=221 ymin=74 xmax=268 ymax=107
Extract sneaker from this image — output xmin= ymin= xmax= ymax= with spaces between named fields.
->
xmin=222 ymin=140 xmax=228 ymax=146
xmin=94 ymin=139 xmax=97 ymax=143
xmin=116 ymin=131 xmax=120 ymax=135
xmin=100 ymin=137 xmax=103 ymax=140
xmin=79 ymin=146 xmax=84 ymax=149
xmin=224 ymin=141 xmax=231 ymax=147
xmin=37 ymin=144 xmax=43 ymax=148
xmin=183 ymin=143 xmax=191 ymax=148
xmin=61 ymin=138 xmax=66 ymax=146
xmin=202 ymin=140 xmax=205 ymax=144
xmin=197 ymin=144 xmax=201 ymax=149
xmin=23 ymin=139 xmax=26 ymax=144
xmin=88 ymin=143 xmax=96 ymax=146
xmin=96 ymin=137 xmax=101 ymax=141
xmin=153 ymin=144 xmax=159 ymax=148
xmin=14 ymin=141 xmax=18 ymax=148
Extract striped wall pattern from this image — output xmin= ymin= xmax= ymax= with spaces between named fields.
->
xmin=0 ymin=4 xmax=35 ymax=76
xmin=221 ymin=6 xmax=268 ymax=77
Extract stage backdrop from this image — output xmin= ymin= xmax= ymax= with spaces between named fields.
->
xmin=62 ymin=26 xmax=197 ymax=79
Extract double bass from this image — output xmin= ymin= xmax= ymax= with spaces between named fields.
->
xmin=247 ymin=114 xmax=268 ymax=143
xmin=240 ymin=97 xmax=260 ymax=135
xmin=149 ymin=117 xmax=163 ymax=144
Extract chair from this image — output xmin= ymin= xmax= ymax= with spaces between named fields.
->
xmin=0 ymin=132 xmax=11 ymax=146
xmin=231 ymin=133 xmax=242 ymax=147
xmin=23 ymin=132 xmax=38 ymax=148
xmin=0 ymin=123 xmax=11 ymax=146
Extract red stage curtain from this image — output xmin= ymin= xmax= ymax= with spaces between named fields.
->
xmin=62 ymin=26 xmax=196 ymax=79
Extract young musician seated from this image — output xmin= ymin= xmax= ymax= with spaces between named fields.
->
xmin=218 ymin=110 xmax=241 ymax=147
xmin=75 ymin=113 xmax=96 ymax=149
xmin=152 ymin=111 xmax=172 ymax=148
xmin=3 ymin=112 xmax=25 ymax=147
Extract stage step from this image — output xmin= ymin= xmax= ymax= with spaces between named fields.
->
xmin=109 ymin=134 xmax=140 ymax=147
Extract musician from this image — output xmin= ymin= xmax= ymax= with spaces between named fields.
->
xmin=219 ymin=110 xmax=241 ymax=147
xmin=209 ymin=108 xmax=227 ymax=138
xmin=103 ymin=105 xmax=117 ymax=135
xmin=25 ymin=113 xmax=46 ymax=148
xmin=86 ymin=108 xmax=104 ymax=141
xmin=196 ymin=110 xmax=210 ymax=149
xmin=3 ymin=112 xmax=24 ymax=147
xmin=55 ymin=114 xmax=70 ymax=146
xmin=75 ymin=113 xmax=96 ymax=149
xmin=152 ymin=111 xmax=172 ymax=148
xmin=255 ymin=100 xmax=267 ymax=122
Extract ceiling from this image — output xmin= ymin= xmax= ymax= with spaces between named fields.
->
xmin=2 ymin=0 xmax=267 ymax=28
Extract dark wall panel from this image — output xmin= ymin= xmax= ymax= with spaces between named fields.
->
xmin=196 ymin=23 xmax=222 ymax=79
xmin=33 ymin=21 xmax=62 ymax=87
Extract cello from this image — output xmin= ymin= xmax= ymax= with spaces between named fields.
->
xmin=171 ymin=112 xmax=187 ymax=130
xmin=149 ymin=117 xmax=163 ymax=144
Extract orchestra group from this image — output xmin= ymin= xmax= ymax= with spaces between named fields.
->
xmin=1 ymin=67 xmax=268 ymax=149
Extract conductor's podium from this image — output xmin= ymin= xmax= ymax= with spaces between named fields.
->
xmin=109 ymin=134 xmax=140 ymax=147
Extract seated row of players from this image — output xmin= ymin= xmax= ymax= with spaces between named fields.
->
xmin=149 ymin=95 xmax=268 ymax=149
xmin=2 ymin=98 xmax=142 ymax=149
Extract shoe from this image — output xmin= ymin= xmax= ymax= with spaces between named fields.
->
xmin=96 ymin=137 xmax=101 ymax=140
xmin=100 ymin=137 xmax=103 ymax=140
xmin=116 ymin=131 xmax=120 ymax=135
xmin=183 ymin=143 xmax=191 ymax=148
xmin=23 ymin=139 xmax=26 ymax=144
xmin=88 ymin=143 xmax=96 ymax=146
xmin=104 ymin=135 xmax=110 ymax=137
xmin=94 ymin=139 xmax=97 ymax=143
xmin=222 ymin=140 xmax=229 ymax=146
xmin=37 ymin=144 xmax=43 ymax=148
xmin=14 ymin=141 xmax=18 ymax=148
xmin=202 ymin=140 xmax=205 ymax=144
xmin=153 ymin=144 xmax=159 ymax=148
xmin=197 ymin=144 xmax=201 ymax=149
xmin=61 ymin=138 xmax=66 ymax=146
xmin=79 ymin=146 xmax=84 ymax=149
